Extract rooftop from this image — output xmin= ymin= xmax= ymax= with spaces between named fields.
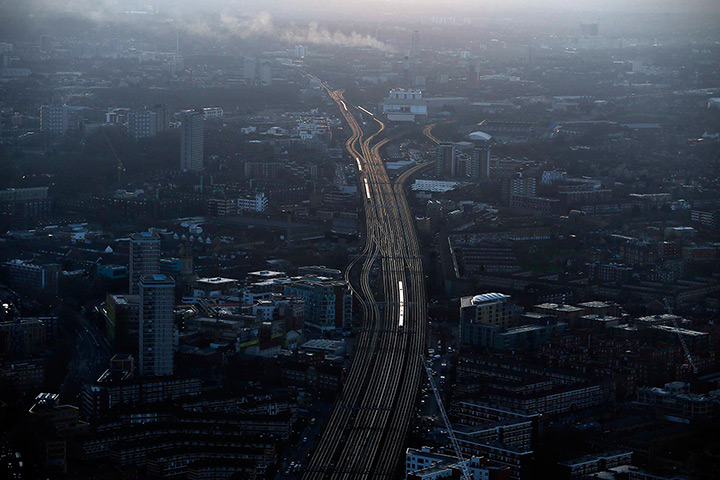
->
xmin=535 ymin=303 xmax=584 ymax=313
xmin=470 ymin=293 xmax=510 ymax=305
xmin=652 ymin=325 xmax=708 ymax=337
xmin=467 ymin=131 xmax=493 ymax=142
xmin=109 ymin=294 xmax=140 ymax=305
xmin=130 ymin=231 xmax=160 ymax=240
xmin=577 ymin=301 xmax=617 ymax=309
xmin=140 ymin=274 xmax=174 ymax=285
xmin=248 ymin=270 xmax=286 ymax=277
xmin=580 ymin=314 xmax=621 ymax=322
xmin=197 ymin=277 xmax=238 ymax=285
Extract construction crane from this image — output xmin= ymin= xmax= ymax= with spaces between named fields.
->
xmin=420 ymin=355 xmax=472 ymax=480
xmin=103 ymin=131 xmax=125 ymax=184
xmin=663 ymin=298 xmax=698 ymax=374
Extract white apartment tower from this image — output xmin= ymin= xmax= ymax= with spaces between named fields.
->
xmin=139 ymin=274 xmax=175 ymax=376
xmin=180 ymin=110 xmax=204 ymax=171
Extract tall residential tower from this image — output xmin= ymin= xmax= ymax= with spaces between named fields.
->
xmin=138 ymin=274 xmax=175 ymax=376
xmin=180 ymin=110 xmax=204 ymax=171
xmin=435 ymin=143 xmax=456 ymax=177
xmin=129 ymin=232 xmax=161 ymax=294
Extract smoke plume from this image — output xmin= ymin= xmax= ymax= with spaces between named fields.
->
xmin=27 ymin=1 xmax=393 ymax=52
xmin=193 ymin=11 xmax=393 ymax=51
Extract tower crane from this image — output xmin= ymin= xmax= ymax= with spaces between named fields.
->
xmin=420 ymin=355 xmax=472 ymax=480
xmin=663 ymin=298 xmax=697 ymax=374
xmin=103 ymin=131 xmax=125 ymax=184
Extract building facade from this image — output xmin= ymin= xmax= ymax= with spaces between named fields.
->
xmin=461 ymin=293 xmax=523 ymax=345
xmin=138 ymin=274 xmax=175 ymax=377
xmin=0 ymin=187 xmax=50 ymax=228
xmin=128 ymin=110 xmax=157 ymax=139
xmin=105 ymin=293 xmax=140 ymax=354
xmin=40 ymin=104 xmax=69 ymax=135
xmin=237 ymin=192 xmax=269 ymax=213
xmin=284 ymin=277 xmax=352 ymax=330
xmin=180 ymin=110 xmax=204 ymax=171
xmin=435 ymin=143 xmax=456 ymax=177
xmin=2 ymin=260 xmax=59 ymax=292
xmin=382 ymin=89 xmax=428 ymax=122
xmin=129 ymin=231 xmax=161 ymax=294
xmin=471 ymin=146 xmax=491 ymax=179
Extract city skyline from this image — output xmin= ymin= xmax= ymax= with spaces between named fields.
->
xmin=0 ymin=2 xmax=718 ymax=479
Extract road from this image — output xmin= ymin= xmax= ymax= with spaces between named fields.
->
xmin=58 ymin=307 xmax=112 ymax=402
xmin=302 ymin=89 xmax=428 ymax=478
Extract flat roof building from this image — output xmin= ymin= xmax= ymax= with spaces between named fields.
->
xmin=382 ymin=89 xmax=428 ymax=122
xmin=461 ymin=293 xmax=523 ymax=346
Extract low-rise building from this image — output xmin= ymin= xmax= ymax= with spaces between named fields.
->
xmin=411 ymin=179 xmax=459 ymax=193
xmin=0 ymin=317 xmax=46 ymax=358
xmin=0 ymin=360 xmax=44 ymax=392
xmin=454 ymin=433 xmax=532 ymax=480
xmin=558 ymin=451 xmax=634 ymax=478
xmin=451 ymin=400 xmax=538 ymax=452
xmin=81 ymin=357 xmax=202 ymax=419
xmin=97 ymin=264 xmax=128 ymax=280
xmin=192 ymin=277 xmax=239 ymax=299
xmin=460 ymin=293 xmax=523 ymax=346
xmin=284 ymin=276 xmax=352 ymax=330
xmin=237 ymin=192 xmax=268 ymax=213
xmin=457 ymin=354 xmax=615 ymax=415
xmin=280 ymin=361 xmax=344 ymax=392
xmin=405 ymin=447 xmax=508 ymax=480
xmin=469 ymin=322 xmax=567 ymax=350
xmin=0 ymin=186 xmax=51 ymax=228
xmin=636 ymin=382 xmax=720 ymax=419
xmin=382 ymin=89 xmax=428 ymax=122
xmin=299 ymin=339 xmax=346 ymax=359
xmin=202 ymin=106 xmax=224 ymax=119
xmin=533 ymin=303 xmax=586 ymax=329
xmin=29 ymin=393 xmax=89 ymax=474
xmin=2 ymin=260 xmax=60 ymax=292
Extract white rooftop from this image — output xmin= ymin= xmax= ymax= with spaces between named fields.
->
xmin=471 ymin=293 xmax=510 ymax=304
xmin=467 ymin=131 xmax=493 ymax=142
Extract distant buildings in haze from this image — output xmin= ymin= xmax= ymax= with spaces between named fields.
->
xmin=180 ymin=109 xmax=204 ymax=171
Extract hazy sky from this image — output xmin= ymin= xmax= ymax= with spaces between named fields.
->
xmin=365 ymin=0 xmax=719 ymax=12
xmin=24 ymin=0 xmax=720 ymax=17
xmin=6 ymin=0 xmax=718 ymax=48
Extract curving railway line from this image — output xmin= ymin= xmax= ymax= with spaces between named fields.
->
xmin=302 ymin=89 xmax=428 ymax=478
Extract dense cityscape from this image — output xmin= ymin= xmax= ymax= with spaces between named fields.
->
xmin=1 ymin=1 xmax=720 ymax=479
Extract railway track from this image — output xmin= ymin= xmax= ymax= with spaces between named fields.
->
xmin=302 ymin=89 xmax=428 ymax=479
